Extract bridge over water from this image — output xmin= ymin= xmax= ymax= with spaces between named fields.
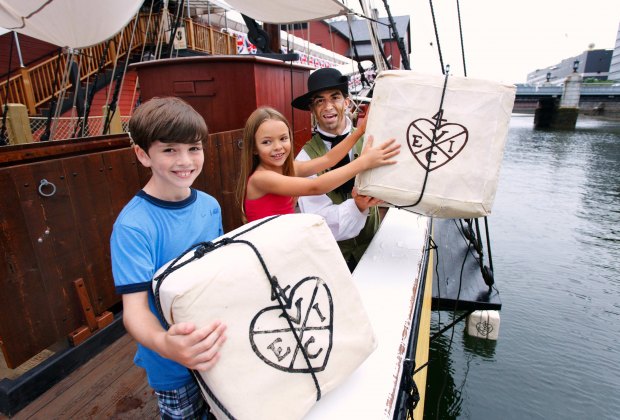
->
xmin=515 ymin=84 xmax=620 ymax=99
xmin=514 ymin=83 xmax=620 ymax=116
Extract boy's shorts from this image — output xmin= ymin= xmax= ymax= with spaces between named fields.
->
xmin=155 ymin=380 xmax=210 ymax=420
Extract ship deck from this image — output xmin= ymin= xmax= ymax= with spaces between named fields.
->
xmin=1 ymin=209 xmax=432 ymax=419
xmin=1 ymin=334 xmax=158 ymax=420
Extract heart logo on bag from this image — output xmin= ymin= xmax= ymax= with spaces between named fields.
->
xmin=249 ymin=276 xmax=334 ymax=373
xmin=406 ymin=113 xmax=468 ymax=171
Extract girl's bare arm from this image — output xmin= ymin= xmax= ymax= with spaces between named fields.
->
xmin=251 ymin=136 xmax=399 ymax=197
xmin=294 ymin=114 xmax=368 ymax=177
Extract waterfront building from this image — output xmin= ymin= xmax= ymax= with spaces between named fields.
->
xmin=526 ymin=49 xmax=612 ymax=85
xmin=285 ymin=16 xmax=411 ymax=70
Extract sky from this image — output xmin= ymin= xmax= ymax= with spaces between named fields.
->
xmin=357 ymin=0 xmax=620 ymax=84
xmin=1 ymin=0 xmax=617 ymax=85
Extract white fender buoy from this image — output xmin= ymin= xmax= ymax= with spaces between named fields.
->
xmin=466 ymin=310 xmax=500 ymax=340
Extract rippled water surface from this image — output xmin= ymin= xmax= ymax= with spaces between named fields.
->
xmin=424 ymin=115 xmax=620 ymax=420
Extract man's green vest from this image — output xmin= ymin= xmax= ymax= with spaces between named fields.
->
xmin=302 ymin=131 xmax=380 ymax=263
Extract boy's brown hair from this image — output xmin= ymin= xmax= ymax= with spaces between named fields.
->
xmin=128 ymin=97 xmax=208 ymax=152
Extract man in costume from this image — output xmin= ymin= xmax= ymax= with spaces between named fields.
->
xmin=293 ymin=68 xmax=381 ymax=271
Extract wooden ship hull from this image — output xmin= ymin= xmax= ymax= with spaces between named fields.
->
xmin=0 ymin=52 xmax=433 ymax=418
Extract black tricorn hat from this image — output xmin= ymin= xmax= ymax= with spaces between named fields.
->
xmin=291 ymin=68 xmax=349 ymax=110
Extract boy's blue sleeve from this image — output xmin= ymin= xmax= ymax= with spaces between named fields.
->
xmin=111 ymin=223 xmax=154 ymax=294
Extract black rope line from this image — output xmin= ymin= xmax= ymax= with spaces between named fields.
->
xmin=413 ymin=360 xmax=429 ymax=375
xmin=483 ymin=216 xmax=494 ymax=274
xmin=456 ymin=218 xmax=494 ymax=288
xmin=345 ymin=15 xmax=372 ymax=87
xmin=474 ymin=218 xmax=485 ymax=270
xmin=78 ymin=40 xmax=111 ymax=137
xmin=396 ymin=222 xmax=434 ymax=418
xmin=428 ymin=0 xmax=446 ymax=75
xmin=40 ymin=49 xmax=64 ymax=141
xmin=166 ymin=0 xmax=185 ymax=57
xmin=400 ymin=358 xmax=421 ymax=414
xmin=152 ymin=216 xmax=327 ymax=417
xmin=229 ymin=238 xmax=323 ymax=401
xmin=427 ymin=235 xmax=442 ymax=333
xmin=381 ymin=0 xmax=411 ymax=70
xmin=456 ymin=0 xmax=467 ymax=77
xmin=455 ymin=219 xmax=482 ymax=264
xmin=395 ymin=67 xmax=450 ymax=211
xmin=103 ymin=9 xmax=140 ymax=136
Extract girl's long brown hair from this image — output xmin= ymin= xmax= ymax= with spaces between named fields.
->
xmin=236 ymin=107 xmax=296 ymax=221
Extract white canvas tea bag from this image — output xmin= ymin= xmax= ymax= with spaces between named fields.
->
xmin=355 ymin=70 xmax=516 ymax=218
xmin=153 ymin=214 xmax=377 ymax=420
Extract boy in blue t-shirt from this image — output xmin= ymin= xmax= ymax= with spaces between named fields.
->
xmin=111 ymin=97 xmax=227 ymax=419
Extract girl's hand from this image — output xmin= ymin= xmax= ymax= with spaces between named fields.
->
xmin=359 ymin=135 xmax=400 ymax=170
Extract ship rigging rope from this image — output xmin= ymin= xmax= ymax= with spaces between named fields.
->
xmin=77 ymin=41 xmax=111 ymax=137
xmin=400 ymin=0 xmax=496 ymax=284
xmin=167 ymin=0 xmax=185 ymax=58
xmin=68 ymin=54 xmax=82 ymax=120
xmin=153 ymin=216 xmax=326 ymax=419
xmin=41 ymin=49 xmax=64 ymax=140
xmin=103 ymin=18 xmax=127 ymax=109
xmin=428 ymin=0 xmax=446 ymax=75
xmin=397 ymin=3 xmax=500 ymax=415
xmin=345 ymin=14 xmax=371 ymax=88
xmin=456 ymin=0 xmax=467 ymax=77
xmin=44 ymin=49 xmax=75 ymax=141
xmin=103 ymin=8 xmax=140 ymax=135
xmin=140 ymin=0 xmax=156 ymax=62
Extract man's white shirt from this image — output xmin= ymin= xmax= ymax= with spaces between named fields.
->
xmin=295 ymin=119 xmax=368 ymax=241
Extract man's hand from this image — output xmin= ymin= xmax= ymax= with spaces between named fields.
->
xmin=355 ymin=104 xmax=370 ymax=133
xmin=352 ymin=187 xmax=383 ymax=212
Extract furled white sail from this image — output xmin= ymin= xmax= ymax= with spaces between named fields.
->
xmin=0 ymin=0 xmax=144 ymax=49
xmin=221 ymin=0 xmax=349 ymax=23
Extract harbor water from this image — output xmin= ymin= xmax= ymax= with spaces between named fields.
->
xmin=424 ymin=114 xmax=620 ymax=419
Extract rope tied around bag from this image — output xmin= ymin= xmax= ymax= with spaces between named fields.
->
xmin=153 ymin=216 xmax=324 ymax=419
xmin=395 ymin=65 xmax=451 ymax=210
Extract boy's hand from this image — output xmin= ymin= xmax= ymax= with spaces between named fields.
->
xmin=164 ymin=321 xmax=227 ymax=371
xmin=352 ymin=187 xmax=383 ymax=212
xmin=359 ymin=135 xmax=400 ymax=170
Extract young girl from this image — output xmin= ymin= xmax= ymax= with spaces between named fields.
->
xmin=237 ymin=106 xmax=399 ymax=222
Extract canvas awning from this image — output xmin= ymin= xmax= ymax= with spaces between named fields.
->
xmin=221 ymin=0 xmax=350 ymax=24
xmin=0 ymin=0 xmax=144 ymax=49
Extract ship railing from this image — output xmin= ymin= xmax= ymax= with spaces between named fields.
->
xmin=25 ymin=115 xmax=131 ymax=144
xmin=0 ymin=11 xmax=237 ymax=117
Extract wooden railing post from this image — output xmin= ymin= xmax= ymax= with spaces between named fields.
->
xmin=6 ymin=103 xmax=34 ymax=144
xmin=229 ymin=35 xmax=236 ymax=55
xmin=108 ymin=39 xmax=117 ymax=66
xmin=208 ymin=27 xmax=215 ymax=55
xmin=188 ymin=19 xmax=196 ymax=50
xmin=19 ymin=68 xmax=37 ymax=115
